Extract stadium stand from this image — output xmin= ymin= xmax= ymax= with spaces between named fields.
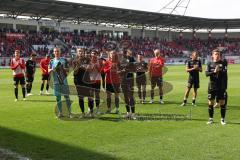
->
xmin=1 ymin=29 xmax=240 ymax=59
xmin=0 ymin=0 xmax=240 ymax=66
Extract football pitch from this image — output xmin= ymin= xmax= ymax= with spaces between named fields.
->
xmin=0 ymin=65 xmax=240 ymax=160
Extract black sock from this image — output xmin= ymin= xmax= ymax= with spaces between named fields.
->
xmin=225 ymin=92 xmax=228 ymax=107
xmin=192 ymin=99 xmax=196 ymax=104
xmin=27 ymin=84 xmax=32 ymax=93
xmin=14 ymin=88 xmax=18 ymax=99
xmin=95 ymin=99 xmax=100 ymax=108
xmin=208 ymin=105 xmax=214 ymax=118
xmin=131 ymin=106 xmax=135 ymax=113
xmin=29 ymin=84 xmax=32 ymax=93
xmin=130 ymin=97 xmax=135 ymax=107
xmin=22 ymin=87 xmax=26 ymax=98
xmin=26 ymin=84 xmax=30 ymax=93
xmin=107 ymin=97 xmax=111 ymax=109
xmin=101 ymin=73 xmax=105 ymax=89
xmin=88 ymin=98 xmax=94 ymax=113
xmin=160 ymin=95 xmax=163 ymax=100
xmin=143 ymin=89 xmax=146 ymax=100
xmin=41 ymin=83 xmax=44 ymax=91
xmin=26 ymin=84 xmax=29 ymax=93
xmin=151 ymin=89 xmax=154 ymax=99
xmin=95 ymin=93 xmax=100 ymax=107
xmin=183 ymin=99 xmax=187 ymax=103
xmin=115 ymin=97 xmax=119 ymax=109
xmin=125 ymin=105 xmax=130 ymax=112
xmin=46 ymin=84 xmax=49 ymax=91
xmin=137 ymin=86 xmax=141 ymax=99
xmin=79 ymin=97 xmax=84 ymax=113
xmin=138 ymin=90 xmax=141 ymax=100
xmin=220 ymin=105 xmax=226 ymax=119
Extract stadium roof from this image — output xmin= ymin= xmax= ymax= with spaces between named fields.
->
xmin=1 ymin=0 xmax=240 ymax=30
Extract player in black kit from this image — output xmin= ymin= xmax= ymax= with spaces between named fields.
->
xmin=121 ymin=49 xmax=136 ymax=119
xmin=206 ymin=49 xmax=228 ymax=125
xmin=72 ymin=48 xmax=93 ymax=118
xmin=181 ymin=51 xmax=202 ymax=106
xmin=25 ymin=53 xmax=37 ymax=96
xmin=214 ymin=58 xmax=228 ymax=108
xmin=136 ymin=53 xmax=148 ymax=104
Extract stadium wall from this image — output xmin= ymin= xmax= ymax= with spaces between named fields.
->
xmin=130 ymin=28 xmax=240 ymax=40
xmin=0 ymin=17 xmax=131 ymax=35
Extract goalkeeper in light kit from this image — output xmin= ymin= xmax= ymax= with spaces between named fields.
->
xmin=49 ymin=47 xmax=72 ymax=118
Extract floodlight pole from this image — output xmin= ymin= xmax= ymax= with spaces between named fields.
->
xmin=158 ymin=0 xmax=191 ymax=16
xmin=158 ymin=0 xmax=191 ymax=38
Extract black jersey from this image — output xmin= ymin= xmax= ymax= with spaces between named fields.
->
xmin=222 ymin=59 xmax=228 ymax=89
xmin=186 ymin=59 xmax=202 ymax=80
xmin=126 ymin=56 xmax=135 ymax=78
xmin=25 ymin=59 xmax=36 ymax=76
xmin=72 ymin=58 xmax=90 ymax=86
xmin=121 ymin=56 xmax=135 ymax=83
xmin=205 ymin=60 xmax=228 ymax=91
xmin=136 ymin=60 xmax=148 ymax=77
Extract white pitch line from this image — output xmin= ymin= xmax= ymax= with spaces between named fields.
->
xmin=0 ymin=147 xmax=31 ymax=160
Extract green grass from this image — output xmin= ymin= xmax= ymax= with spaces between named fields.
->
xmin=0 ymin=65 xmax=240 ymax=160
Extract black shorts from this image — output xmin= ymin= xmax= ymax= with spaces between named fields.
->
xmin=74 ymin=80 xmax=91 ymax=97
xmin=42 ymin=74 xmax=49 ymax=81
xmin=187 ymin=78 xmax=199 ymax=89
xmin=122 ymin=79 xmax=134 ymax=91
xmin=208 ymin=90 xmax=226 ymax=100
xmin=101 ymin=73 xmax=105 ymax=81
xmin=136 ymin=76 xmax=146 ymax=86
xmin=26 ymin=75 xmax=34 ymax=83
xmin=13 ymin=77 xmax=25 ymax=85
xmin=75 ymin=85 xmax=90 ymax=97
xmin=91 ymin=83 xmax=101 ymax=90
xmin=151 ymin=77 xmax=163 ymax=87
xmin=106 ymin=84 xmax=120 ymax=93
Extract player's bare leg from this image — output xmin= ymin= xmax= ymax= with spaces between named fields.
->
xmin=192 ymin=88 xmax=198 ymax=106
xmin=219 ymin=100 xmax=226 ymax=125
xmin=40 ymin=80 xmax=45 ymax=95
xmin=181 ymin=87 xmax=191 ymax=106
xmin=207 ymin=100 xmax=215 ymax=124
xmin=14 ymin=84 xmax=18 ymax=102
xmin=21 ymin=84 xmax=26 ymax=101
xmin=159 ymin=86 xmax=164 ymax=104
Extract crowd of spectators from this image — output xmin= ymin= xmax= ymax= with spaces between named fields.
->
xmin=1 ymin=28 xmax=240 ymax=59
